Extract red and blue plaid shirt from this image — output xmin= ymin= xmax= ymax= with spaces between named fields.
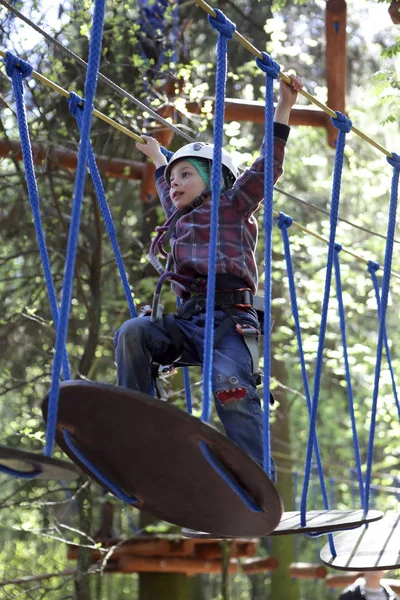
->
xmin=154 ymin=123 xmax=290 ymax=296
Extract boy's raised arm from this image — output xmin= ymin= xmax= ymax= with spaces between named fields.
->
xmin=274 ymin=74 xmax=303 ymax=125
xmin=136 ymin=135 xmax=168 ymax=169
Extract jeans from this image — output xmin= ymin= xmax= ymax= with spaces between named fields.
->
xmin=114 ymin=309 xmax=276 ymax=481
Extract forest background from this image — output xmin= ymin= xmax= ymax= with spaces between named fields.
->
xmin=1 ymin=0 xmax=400 ymax=598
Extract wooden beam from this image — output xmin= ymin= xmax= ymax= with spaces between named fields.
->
xmin=0 ymin=140 xmax=144 ymax=180
xmin=184 ymin=98 xmax=328 ymax=129
xmin=241 ymin=556 xmax=279 ymax=574
xmin=326 ymin=0 xmax=347 ymax=147
xmin=68 ymin=537 xmax=257 ymax=562
xmin=289 ymin=562 xmax=327 ymax=580
xmin=196 ymin=540 xmax=257 ymax=560
xmin=118 ymin=556 xmax=239 ymax=575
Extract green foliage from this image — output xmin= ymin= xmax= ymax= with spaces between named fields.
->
xmin=1 ymin=0 xmax=400 ymax=598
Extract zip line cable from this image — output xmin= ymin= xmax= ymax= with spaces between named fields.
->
xmin=275 ymin=186 xmax=400 ymax=246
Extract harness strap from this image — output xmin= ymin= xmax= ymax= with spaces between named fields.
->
xmin=220 ymin=306 xmax=261 ymax=382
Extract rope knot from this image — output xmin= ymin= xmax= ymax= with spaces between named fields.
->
xmin=368 ymin=260 xmax=380 ymax=274
xmin=5 ymin=51 xmax=33 ymax=79
xmin=277 ymin=212 xmax=293 ymax=229
xmin=334 ymin=242 xmax=342 ymax=253
xmin=208 ymin=9 xmax=236 ymax=39
xmin=255 ymin=52 xmax=280 ymax=79
xmin=330 ymin=111 xmax=352 ymax=133
xmin=68 ymin=91 xmax=85 ymax=117
xmin=160 ymin=146 xmax=174 ymax=161
xmin=387 ymin=152 xmax=400 ymax=170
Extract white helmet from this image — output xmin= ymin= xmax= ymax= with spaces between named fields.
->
xmin=164 ymin=142 xmax=239 ymax=186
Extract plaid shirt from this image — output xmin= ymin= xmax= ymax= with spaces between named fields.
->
xmin=154 ymin=123 xmax=290 ymax=297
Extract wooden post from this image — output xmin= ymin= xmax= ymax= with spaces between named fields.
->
xmin=326 ymin=0 xmax=347 ymax=147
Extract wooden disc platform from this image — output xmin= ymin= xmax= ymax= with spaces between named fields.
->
xmin=320 ymin=512 xmax=400 ymax=571
xmin=41 ymin=380 xmax=282 ymax=537
xmin=270 ymin=509 xmax=383 ymax=536
xmin=0 ymin=444 xmax=80 ymax=480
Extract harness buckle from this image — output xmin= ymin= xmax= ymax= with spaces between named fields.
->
xmin=235 ymin=323 xmax=260 ymax=337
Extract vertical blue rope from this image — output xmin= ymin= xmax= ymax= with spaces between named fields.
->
xmin=255 ymin=52 xmax=280 ymax=476
xmin=44 ymin=0 xmax=107 ymax=456
xmin=333 ymin=245 xmax=364 ymax=507
xmin=176 ymin=297 xmax=192 ymax=414
xmin=68 ymin=94 xmax=137 ymax=319
xmin=363 ymin=152 xmax=400 ymax=512
xmin=201 ymin=10 xmax=236 ymax=423
xmin=368 ymin=261 xmax=400 ymax=421
xmin=278 ymin=214 xmax=331 ymax=510
xmin=300 ymin=113 xmax=352 ymax=527
xmin=5 ymin=52 xmax=71 ymax=382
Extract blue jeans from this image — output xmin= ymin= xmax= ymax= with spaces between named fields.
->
xmin=114 ymin=309 xmax=276 ymax=481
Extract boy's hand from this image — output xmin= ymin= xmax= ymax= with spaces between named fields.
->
xmin=136 ymin=135 xmax=167 ymax=168
xmin=274 ymin=74 xmax=303 ymax=126
xmin=279 ymin=75 xmax=303 ymax=109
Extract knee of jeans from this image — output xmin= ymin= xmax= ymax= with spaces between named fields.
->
xmin=115 ymin=318 xmax=144 ymax=349
xmin=214 ymin=373 xmax=250 ymax=405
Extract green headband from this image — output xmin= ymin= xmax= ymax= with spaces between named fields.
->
xmin=186 ymin=158 xmax=210 ymax=188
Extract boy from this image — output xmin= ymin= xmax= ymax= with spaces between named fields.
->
xmin=114 ymin=76 xmax=302 ymax=479
xmin=339 ymin=572 xmax=399 ymax=600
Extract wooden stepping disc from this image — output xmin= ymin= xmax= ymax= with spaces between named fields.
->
xmin=320 ymin=512 xmax=400 ymax=571
xmin=270 ymin=509 xmax=383 ymax=536
xmin=0 ymin=444 xmax=80 ymax=480
xmin=41 ymin=380 xmax=283 ymax=537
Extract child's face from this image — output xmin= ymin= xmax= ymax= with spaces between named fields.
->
xmin=169 ymin=160 xmax=207 ymax=209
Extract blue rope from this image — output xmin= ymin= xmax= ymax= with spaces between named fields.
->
xmin=277 ymin=213 xmax=331 ymax=508
xmin=160 ymin=146 xmax=174 ymax=161
xmin=63 ymin=430 xmax=138 ymax=504
xmin=68 ymin=93 xmax=137 ymax=319
xmin=368 ymin=261 xmax=400 ymax=421
xmin=5 ymin=52 xmax=71 ymax=382
xmin=44 ymin=0 xmax=107 ymax=456
xmin=201 ymin=9 xmax=236 ymax=423
xmin=300 ymin=112 xmax=352 ymax=530
xmin=199 ymin=441 xmax=263 ymax=512
xmin=255 ymin=51 xmax=280 ymax=477
xmin=176 ymin=297 xmax=192 ymax=414
xmin=333 ymin=244 xmax=364 ymax=507
xmin=364 ymin=152 xmax=400 ymax=512
xmin=0 ymin=464 xmax=42 ymax=479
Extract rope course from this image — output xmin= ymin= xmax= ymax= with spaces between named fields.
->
xmin=1 ymin=0 xmax=399 ymax=562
